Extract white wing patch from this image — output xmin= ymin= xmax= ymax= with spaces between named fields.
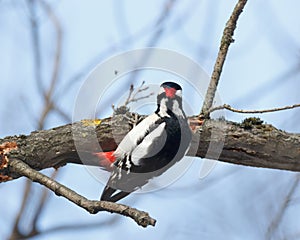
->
xmin=114 ymin=113 xmax=162 ymax=158
xmin=130 ymin=122 xmax=166 ymax=165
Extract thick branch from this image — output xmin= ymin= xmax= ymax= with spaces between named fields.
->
xmin=0 ymin=115 xmax=300 ymax=178
xmin=8 ymin=158 xmax=155 ymax=228
xmin=192 ymin=118 xmax=300 ymax=171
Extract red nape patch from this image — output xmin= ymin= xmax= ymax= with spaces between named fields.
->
xmin=93 ymin=151 xmax=116 ymax=171
xmin=164 ymin=87 xmax=176 ymax=98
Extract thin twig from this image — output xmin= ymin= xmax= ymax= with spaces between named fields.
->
xmin=31 ymin=170 xmax=59 ymax=231
xmin=9 ymin=1 xmax=67 ymax=238
xmin=124 ymin=84 xmax=135 ymax=106
xmin=27 ymin=216 xmax=119 ymax=239
xmin=39 ymin=0 xmax=62 ymax=99
xmin=113 ymin=82 xmax=154 ymax=114
xmin=8 ymin=159 xmax=156 ymax=228
xmin=113 ymin=0 xmax=177 ymax=99
xmin=53 ymin=104 xmax=72 ymax=122
xmin=55 ymin=0 xmax=195 ymax=101
xmin=265 ymin=174 xmax=300 ymax=240
xmin=148 ymin=0 xmax=177 ymax=47
xmin=27 ymin=0 xmax=44 ymax=95
xmin=129 ymin=94 xmax=154 ymax=103
xmin=200 ymin=0 xmax=248 ymax=117
xmin=130 ymin=81 xmax=150 ymax=100
xmin=209 ymin=103 xmax=300 ymax=114
xmin=9 ymin=1 xmax=57 ymax=238
xmin=37 ymin=0 xmax=62 ymax=130
xmin=124 ymin=81 xmax=154 ymax=106
xmin=9 ymin=179 xmax=33 ymax=240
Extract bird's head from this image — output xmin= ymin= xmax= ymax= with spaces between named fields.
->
xmin=159 ymin=82 xmax=182 ymax=100
xmin=157 ymin=82 xmax=184 ymax=116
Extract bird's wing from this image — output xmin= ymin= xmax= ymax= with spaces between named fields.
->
xmin=102 ymin=114 xmax=168 ymax=199
xmin=114 ymin=113 xmax=165 ymax=160
xmin=130 ymin=120 xmax=166 ymax=165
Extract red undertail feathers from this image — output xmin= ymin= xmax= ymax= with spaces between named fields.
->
xmin=93 ymin=151 xmax=116 ymax=171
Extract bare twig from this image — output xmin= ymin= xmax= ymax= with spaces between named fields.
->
xmin=39 ymin=0 xmax=62 ymax=99
xmin=9 ymin=171 xmax=59 ymax=240
xmin=26 ymin=217 xmax=119 ymax=238
xmin=209 ymin=103 xmax=300 ymax=114
xmin=265 ymin=174 xmax=300 ymax=240
xmin=124 ymin=84 xmax=135 ymax=106
xmin=37 ymin=0 xmax=63 ymax=129
xmin=9 ymin=179 xmax=33 ymax=240
xmin=31 ymin=170 xmax=59 ymax=231
xmin=123 ymin=81 xmax=154 ymax=107
xmin=110 ymin=0 xmax=177 ymax=102
xmin=56 ymin=0 xmax=195 ymax=101
xmin=27 ymin=0 xmax=44 ymax=94
xmin=53 ymin=104 xmax=72 ymax=123
xmin=9 ymin=1 xmax=67 ymax=238
xmin=129 ymin=94 xmax=154 ymax=103
xmin=201 ymin=0 xmax=248 ymax=117
xmin=147 ymin=0 xmax=177 ymax=47
xmin=8 ymin=159 xmax=156 ymax=228
xmin=112 ymin=81 xmax=154 ymax=115
xmin=130 ymin=81 xmax=152 ymax=101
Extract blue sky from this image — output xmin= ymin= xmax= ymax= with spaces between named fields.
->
xmin=1 ymin=1 xmax=300 ymax=239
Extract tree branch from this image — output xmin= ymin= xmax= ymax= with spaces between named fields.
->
xmin=8 ymin=159 xmax=156 ymax=228
xmin=1 ymin=115 xmax=300 ymax=228
xmin=201 ymin=0 xmax=248 ymax=117
xmin=209 ymin=103 xmax=300 ymax=114
xmin=0 ymin=115 xmax=300 ymax=177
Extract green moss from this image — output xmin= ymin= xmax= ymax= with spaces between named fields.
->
xmin=241 ymin=117 xmax=264 ymax=130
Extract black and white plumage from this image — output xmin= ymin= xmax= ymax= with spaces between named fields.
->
xmin=100 ymin=82 xmax=192 ymax=202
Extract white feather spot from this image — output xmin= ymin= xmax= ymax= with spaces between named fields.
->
xmin=125 ymin=155 xmax=131 ymax=174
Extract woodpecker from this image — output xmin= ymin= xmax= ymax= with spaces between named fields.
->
xmin=97 ymin=82 xmax=192 ymax=202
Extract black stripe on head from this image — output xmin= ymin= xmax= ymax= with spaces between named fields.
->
xmin=160 ymin=82 xmax=182 ymax=90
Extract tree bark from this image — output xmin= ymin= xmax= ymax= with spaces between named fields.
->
xmin=1 ymin=115 xmax=300 ymax=182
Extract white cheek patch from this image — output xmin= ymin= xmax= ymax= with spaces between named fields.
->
xmin=172 ymin=100 xmax=184 ymax=117
xmin=158 ymin=98 xmax=170 ymax=117
xmin=175 ymin=89 xmax=182 ymax=98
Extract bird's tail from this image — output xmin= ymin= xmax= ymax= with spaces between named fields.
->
xmin=100 ymin=185 xmax=130 ymax=202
